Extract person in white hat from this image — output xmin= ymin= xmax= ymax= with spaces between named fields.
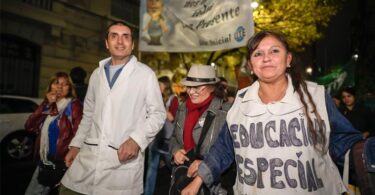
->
xmin=169 ymin=64 xmax=234 ymax=194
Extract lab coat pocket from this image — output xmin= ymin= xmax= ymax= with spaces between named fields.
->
xmin=70 ymin=138 xmax=99 ymax=182
xmin=105 ymin=150 xmax=143 ymax=189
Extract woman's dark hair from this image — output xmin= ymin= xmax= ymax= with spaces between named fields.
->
xmin=47 ymin=72 xmax=77 ymax=98
xmin=340 ymin=86 xmax=356 ymax=97
xmin=158 ymin=76 xmax=174 ymax=104
xmin=247 ymin=30 xmax=326 ymax=153
xmin=213 ymin=82 xmax=226 ymax=100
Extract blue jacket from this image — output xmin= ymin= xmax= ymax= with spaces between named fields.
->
xmin=198 ymin=93 xmax=363 ymax=186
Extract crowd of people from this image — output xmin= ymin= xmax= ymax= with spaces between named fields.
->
xmin=23 ymin=21 xmax=374 ymax=195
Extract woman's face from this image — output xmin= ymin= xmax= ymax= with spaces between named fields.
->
xmin=341 ymin=91 xmax=355 ymax=107
xmin=51 ymin=77 xmax=70 ymax=99
xmin=159 ymin=82 xmax=166 ymax=93
xmin=186 ymin=85 xmax=213 ymax=104
xmin=249 ymin=35 xmax=292 ymax=83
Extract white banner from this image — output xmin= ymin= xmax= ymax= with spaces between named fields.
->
xmin=139 ymin=0 xmax=254 ymax=52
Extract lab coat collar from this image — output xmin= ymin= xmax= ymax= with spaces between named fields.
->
xmin=99 ymin=55 xmax=135 ymax=68
xmin=98 ymin=55 xmax=138 ymax=90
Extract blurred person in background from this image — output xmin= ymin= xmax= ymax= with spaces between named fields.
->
xmin=332 ymin=93 xmax=341 ymax=108
xmin=69 ymin=66 xmax=88 ymax=103
xmin=144 ymin=76 xmax=179 ymax=195
xmin=340 ymin=86 xmax=374 ymax=138
xmin=24 ymin=72 xmax=83 ymax=195
xmin=218 ymin=76 xmax=236 ymax=104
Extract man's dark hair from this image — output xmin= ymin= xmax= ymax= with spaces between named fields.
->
xmin=105 ymin=21 xmax=134 ymax=41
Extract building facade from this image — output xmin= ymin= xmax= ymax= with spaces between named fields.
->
xmin=1 ymin=0 xmax=139 ymax=97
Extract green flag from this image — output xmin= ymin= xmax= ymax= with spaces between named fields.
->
xmin=317 ymin=61 xmax=355 ymax=95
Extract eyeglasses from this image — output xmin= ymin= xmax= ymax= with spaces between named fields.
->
xmin=185 ymin=86 xmax=206 ymax=94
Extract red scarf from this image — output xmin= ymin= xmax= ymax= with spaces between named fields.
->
xmin=183 ymin=94 xmax=214 ymax=151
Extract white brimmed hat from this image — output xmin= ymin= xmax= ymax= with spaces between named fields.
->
xmin=181 ymin=64 xmax=220 ymax=87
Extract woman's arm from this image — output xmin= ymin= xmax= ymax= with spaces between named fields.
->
xmin=199 ymin=123 xmax=235 ymax=185
xmin=169 ymin=105 xmax=190 ymax=165
xmin=70 ymin=99 xmax=83 ymax=135
xmin=24 ymin=100 xmax=49 ymax=133
xmin=183 ymin=123 xmax=235 ymax=194
xmin=167 ymin=96 xmax=179 ymax=122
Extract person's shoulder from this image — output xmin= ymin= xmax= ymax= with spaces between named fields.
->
xmin=304 ymin=80 xmax=325 ymax=94
xmin=99 ymin=57 xmax=112 ymax=66
xmin=135 ymin=62 xmax=156 ymax=78
xmin=70 ymin=98 xmax=82 ymax=107
xmin=90 ymin=67 xmax=101 ymax=76
xmin=221 ymin=101 xmax=232 ymax=112
xmin=136 ymin=62 xmax=153 ymax=71
xmin=305 ymin=80 xmax=319 ymax=88
xmin=210 ymin=97 xmax=230 ymax=112
xmin=131 ymin=56 xmax=154 ymax=73
xmin=170 ymin=95 xmax=179 ymax=102
xmin=71 ymin=98 xmax=81 ymax=104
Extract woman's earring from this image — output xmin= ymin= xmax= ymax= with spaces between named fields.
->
xmin=287 ymin=64 xmax=291 ymax=68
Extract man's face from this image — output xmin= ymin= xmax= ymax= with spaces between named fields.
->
xmin=105 ymin=24 xmax=134 ymax=62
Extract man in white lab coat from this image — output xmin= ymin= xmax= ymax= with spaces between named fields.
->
xmin=60 ymin=21 xmax=166 ymax=195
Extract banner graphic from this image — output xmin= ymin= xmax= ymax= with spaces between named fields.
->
xmin=139 ymin=0 xmax=254 ymax=52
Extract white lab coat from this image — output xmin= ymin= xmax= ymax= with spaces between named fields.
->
xmin=61 ymin=56 xmax=166 ymax=195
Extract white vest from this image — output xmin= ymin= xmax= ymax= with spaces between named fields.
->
xmin=227 ymin=76 xmax=346 ymax=195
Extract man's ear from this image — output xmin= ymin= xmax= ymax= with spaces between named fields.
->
xmin=105 ymin=39 xmax=109 ymax=49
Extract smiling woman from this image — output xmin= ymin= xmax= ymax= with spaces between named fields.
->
xmin=185 ymin=85 xmax=211 ymax=104
xmin=169 ymin=64 xmax=234 ymax=194
xmin=180 ymin=30 xmax=363 ymax=195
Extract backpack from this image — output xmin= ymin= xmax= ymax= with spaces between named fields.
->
xmin=349 ymin=137 xmax=375 ymax=195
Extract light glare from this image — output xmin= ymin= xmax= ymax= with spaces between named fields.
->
xmin=251 ymin=2 xmax=259 ymax=9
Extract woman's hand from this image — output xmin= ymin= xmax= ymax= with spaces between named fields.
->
xmin=362 ymin=131 xmax=370 ymax=139
xmin=65 ymin=147 xmax=80 ymax=167
xmin=173 ymin=149 xmax=190 ymax=165
xmin=187 ymin=160 xmax=202 ymax=178
xmin=181 ymin=176 xmax=203 ymax=195
xmin=166 ymin=111 xmax=174 ymax=122
xmin=46 ymin=91 xmax=57 ymax=104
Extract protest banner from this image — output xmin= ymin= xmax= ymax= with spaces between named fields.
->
xmin=139 ymin=0 xmax=254 ymax=52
